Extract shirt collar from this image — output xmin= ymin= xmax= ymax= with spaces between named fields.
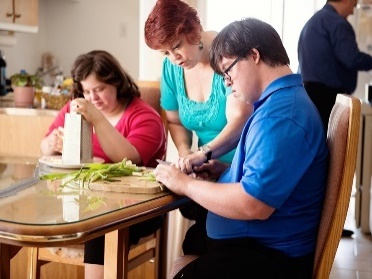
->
xmin=253 ymin=74 xmax=303 ymax=110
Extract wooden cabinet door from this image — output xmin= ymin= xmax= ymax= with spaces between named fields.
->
xmin=0 ymin=0 xmax=13 ymax=24
xmin=14 ymin=0 xmax=38 ymax=26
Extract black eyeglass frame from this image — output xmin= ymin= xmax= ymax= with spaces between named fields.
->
xmin=223 ymin=57 xmax=242 ymax=82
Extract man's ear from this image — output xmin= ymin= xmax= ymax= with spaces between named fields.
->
xmin=250 ymin=48 xmax=260 ymax=64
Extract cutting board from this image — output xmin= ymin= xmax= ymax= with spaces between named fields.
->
xmin=88 ymin=175 xmax=164 ymax=194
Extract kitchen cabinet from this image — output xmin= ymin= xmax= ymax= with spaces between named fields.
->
xmin=0 ymin=0 xmax=38 ymax=33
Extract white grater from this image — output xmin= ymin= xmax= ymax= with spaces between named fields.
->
xmin=62 ymin=112 xmax=93 ymax=165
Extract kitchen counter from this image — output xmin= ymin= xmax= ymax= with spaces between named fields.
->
xmin=0 ymin=92 xmax=15 ymax=108
xmin=0 ymin=106 xmax=58 ymax=117
xmin=0 ymin=107 xmax=58 ymax=158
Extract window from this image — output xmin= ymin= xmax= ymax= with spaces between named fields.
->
xmin=202 ymin=0 xmax=324 ymax=72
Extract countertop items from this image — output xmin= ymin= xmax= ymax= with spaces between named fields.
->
xmin=0 ymin=92 xmax=14 ymax=108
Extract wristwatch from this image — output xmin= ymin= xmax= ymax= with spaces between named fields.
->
xmin=198 ymin=144 xmax=212 ymax=162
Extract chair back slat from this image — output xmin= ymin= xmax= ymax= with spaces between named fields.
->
xmin=137 ymin=80 xmax=168 ymax=136
xmin=313 ymin=94 xmax=361 ymax=279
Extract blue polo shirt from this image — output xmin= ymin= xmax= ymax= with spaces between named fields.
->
xmin=298 ymin=4 xmax=372 ymax=93
xmin=207 ymin=74 xmax=329 ymax=257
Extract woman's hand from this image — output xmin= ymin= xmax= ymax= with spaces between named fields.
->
xmin=177 ymin=150 xmax=207 ymax=174
xmin=45 ymin=127 xmax=64 ymax=154
xmin=70 ymin=98 xmax=105 ymax=125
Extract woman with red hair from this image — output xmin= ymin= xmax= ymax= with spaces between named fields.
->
xmin=144 ymin=0 xmax=252 ymax=256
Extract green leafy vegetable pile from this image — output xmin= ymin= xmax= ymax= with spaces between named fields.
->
xmin=40 ymin=158 xmax=156 ymax=189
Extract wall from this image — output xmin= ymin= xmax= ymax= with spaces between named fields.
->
xmin=1 ymin=0 xmax=141 ymax=80
xmin=139 ymin=0 xmax=163 ymax=81
xmin=352 ymin=4 xmax=372 ymax=101
xmin=1 ymin=0 xmax=369 ymax=100
xmin=44 ymin=0 xmax=140 ymax=79
xmin=203 ymin=0 xmax=325 ymax=75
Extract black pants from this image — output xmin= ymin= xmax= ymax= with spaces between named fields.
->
xmin=174 ymin=237 xmax=314 ymax=279
xmin=180 ymin=202 xmax=208 ymax=255
xmin=304 ymin=82 xmax=348 ymax=134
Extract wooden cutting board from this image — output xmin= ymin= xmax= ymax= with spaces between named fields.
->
xmin=88 ymin=175 xmax=164 ymax=194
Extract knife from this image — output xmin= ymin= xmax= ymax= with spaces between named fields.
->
xmin=156 ymin=159 xmax=172 ymax=165
xmin=0 ymin=175 xmax=41 ymax=198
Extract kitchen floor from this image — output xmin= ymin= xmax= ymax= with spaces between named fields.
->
xmin=330 ymin=195 xmax=372 ymax=279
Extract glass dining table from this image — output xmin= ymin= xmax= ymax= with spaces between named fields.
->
xmin=0 ymin=156 xmax=189 ymax=279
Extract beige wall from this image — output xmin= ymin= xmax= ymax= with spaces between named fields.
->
xmin=1 ymin=0 xmax=141 ymax=80
xmin=1 ymin=0 xmax=369 ymax=101
xmin=0 ymin=0 xmax=204 ymax=83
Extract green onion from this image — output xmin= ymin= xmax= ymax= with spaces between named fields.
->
xmin=40 ymin=158 xmax=147 ymax=189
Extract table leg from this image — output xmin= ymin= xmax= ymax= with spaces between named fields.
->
xmin=157 ymin=213 xmax=169 ymax=279
xmin=104 ymin=228 xmax=129 ymax=279
xmin=0 ymin=243 xmax=10 ymax=279
xmin=26 ymin=247 xmax=38 ymax=279
xmin=0 ymin=244 xmax=22 ymax=279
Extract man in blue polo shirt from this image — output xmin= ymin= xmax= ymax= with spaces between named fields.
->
xmin=154 ymin=18 xmax=329 ymax=279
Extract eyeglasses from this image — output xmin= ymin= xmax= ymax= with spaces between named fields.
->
xmin=223 ymin=57 xmax=241 ymax=82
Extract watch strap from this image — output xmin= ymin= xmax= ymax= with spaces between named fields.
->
xmin=199 ymin=145 xmax=212 ymax=162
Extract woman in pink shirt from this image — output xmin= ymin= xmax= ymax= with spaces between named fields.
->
xmin=41 ymin=50 xmax=166 ymax=279
xmin=41 ymin=50 xmax=166 ymax=166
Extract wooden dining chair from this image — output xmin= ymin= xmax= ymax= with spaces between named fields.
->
xmin=136 ymin=80 xmax=168 ymax=139
xmin=30 ymin=80 xmax=169 ymax=279
xmin=312 ymin=93 xmax=360 ymax=278
xmin=168 ymin=94 xmax=361 ymax=279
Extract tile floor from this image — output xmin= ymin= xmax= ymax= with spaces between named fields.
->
xmin=330 ymin=196 xmax=372 ymax=279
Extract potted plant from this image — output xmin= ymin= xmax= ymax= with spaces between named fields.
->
xmin=10 ymin=70 xmax=43 ymax=108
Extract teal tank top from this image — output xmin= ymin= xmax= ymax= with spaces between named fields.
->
xmin=160 ymin=58 xmax=235 ymax=163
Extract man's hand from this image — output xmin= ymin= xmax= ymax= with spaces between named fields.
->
xmin=193 ymin=160 xmax=229 ymax=181
xmin=154 ymin=163 xmax=194 ymax=196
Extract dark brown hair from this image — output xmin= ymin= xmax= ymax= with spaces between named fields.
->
xmin=144 ymin=0 xmax=202 ymax=50
xmin=210 ymin=18 xmax=290 ymax=75
xmin=71 ymin=50 xmax=140 ymax=103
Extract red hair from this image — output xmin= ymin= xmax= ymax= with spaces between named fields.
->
xmin=144 ymin=0 xmax=202 ymax=50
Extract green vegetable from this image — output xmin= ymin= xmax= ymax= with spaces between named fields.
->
xmin=81 ymin=196 xmax=107 ymax=213
xmin=40 ymin=158 xmax=148 ymax=189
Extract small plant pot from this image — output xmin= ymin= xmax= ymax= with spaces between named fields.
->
xmin=13 ymin=86 xmax=35 ymax=108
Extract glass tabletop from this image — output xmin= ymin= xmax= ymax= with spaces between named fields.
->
xmin=0 ymin=156 xmax=188 ymax=247
xmin=0 ymin=157 xmax=171 ymax=226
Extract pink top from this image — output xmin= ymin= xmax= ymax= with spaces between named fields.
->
xmin=45 ymin=97 xmax=167 ymax=167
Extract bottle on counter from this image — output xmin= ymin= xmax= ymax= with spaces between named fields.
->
xmin=366 ymin=81 xmax=372 ymax=104
xmin=0 ymin=50 xmax=6 ymax=96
